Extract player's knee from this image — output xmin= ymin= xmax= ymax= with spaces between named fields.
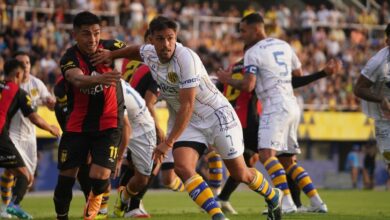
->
xmin=90 ymin=178 xmax=110 ymax=195
xmin=174 ymin=164 xmax=192 ymax=181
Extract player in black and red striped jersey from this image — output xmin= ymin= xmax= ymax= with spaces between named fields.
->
xmin=0 ymin=59 xmax=60 ymax=219
xmin=52 ymin=11 xmax=126 ymax=220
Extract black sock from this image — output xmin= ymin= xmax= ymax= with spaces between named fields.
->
xmin=287 ymin=174 xmax=302 ymax=207
xmin=77 ymin=163 xmax=91 ymax=201
xmin=217 ymin=176 xmax=240 ymax=201
xmin=128 ymin=174 xmax=155 ymax=210
xmin=53 ymin=175 xmax=75 ymax=218
xmin=119 ymin=166 xmax=134 ymax=187
xmin=11 ymin=175 xmax=29 ymax=205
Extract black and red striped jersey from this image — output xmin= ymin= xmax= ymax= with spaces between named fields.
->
xmin=221 ymin=59 xmax=261 ymax=128
xmin=60 ymin=39 xmax=126 ymax=132
xmin=0 ymin=81 xmax=34 ymax=135
xmin=121 ymin=59 xmax=159 ymax=98
xmin=53 ymin=77 xmax=67 ymax=131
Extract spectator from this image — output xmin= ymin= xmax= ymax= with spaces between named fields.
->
xmin=345 ymin=145 xmax=363 ymax=188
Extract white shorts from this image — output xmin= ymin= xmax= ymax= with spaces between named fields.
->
xmin=162 ymin=148 xmax=174 ymax=164
xmin=258 ymin=102 xmax=300 ymax=154
xmin=375 ymin=120 xmax=390 ymax=164
xmin=128 ymin=130 xmax=156 ymax=175
xmin=173 ymin=106 xmax=244 ymax=160
xmin=9 ymin=136 xmax=37 ymax=175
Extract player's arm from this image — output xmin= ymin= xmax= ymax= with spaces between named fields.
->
xmin=216 ymin=67 xmax=256 ymax=92
xmin=64 ymin=68 xmax=121 ymax=89
xmin=18 ymin=90 xmax=60 ymax=137
xmin=37 ymin=79 xmax=56 ymax=110
xmin=91 ymin=45 xmax=143 ymax=65
xmin=114 ymin=114 xmax=131 ymax=178
xmin=144 ymin=90 xmax=165 ymax=143
xmin=292 ymin=58 xmax=342 ymax=89
xmin=353 ymin=75 xmax=381 ymax=103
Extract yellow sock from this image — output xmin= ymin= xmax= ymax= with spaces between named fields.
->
xmin=99 ymin=189 xmax=110 ymax=212
xmin=207 ymin=151 xmax=223 ymax=189
xmin=264 ymin=157 xmax=290 ymax=196
xmin=1 ymin=172 xmax=14 ymax=206
xmin=185 ymin=174 xmax=222 ymax=217
xmin=287 ymin=163 xmax=318 ymax=197
xmin=166 ymin=176 xmax=185 ymax=192
xmin=247 ymin=168 xmax=276 ymax=201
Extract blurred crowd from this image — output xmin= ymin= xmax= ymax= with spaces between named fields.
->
xmin=1 ymin=0 xmax=390 ymax=111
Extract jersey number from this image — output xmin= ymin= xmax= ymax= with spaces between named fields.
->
xmin=109 ymin=146 xmax=118 ymax=159
xmin=273 ymin=51 xmax=288 ymax=76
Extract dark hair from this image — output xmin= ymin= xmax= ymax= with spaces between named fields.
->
xmin=73 ymin=11 xmax=100 ymax=29
xmin=241 ymin=13 xmax=264 ymax=25
xmin=12 ymin=51 xmax=29 ymax=58
xmin=4 ymin=59 xmax=24 ymax=77
xmin=386 ymin=23 xmax=390 ymax=37
xmin=144 ymin=29 xmax=151 ymax=42
xmin=149 ymin=16 xmax=178 ymax=34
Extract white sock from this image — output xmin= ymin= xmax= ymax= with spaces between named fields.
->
xmin=282 ymin=194 xmax=296 ymax=208
xmin=310 ymin=194 xmax=324 ymax=207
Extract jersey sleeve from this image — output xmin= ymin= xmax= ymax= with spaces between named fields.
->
xmin=361 ymin=52 xmax=382 ymax=82
xmin=139 ymin=44 xmax=154 ymax=62
xmin=145 ymin=72 xmax=159 ymax=95
xmin=17 ymin=89 xmax=34 ymax=117
xmin=243 ymin=49 xmax=260 ymax=75
xmin=60 ymin=50 xmax=79 ymax=77
xmin=177 ymin=49 xmax=201 ymax=89
xmin=103 ymin=39 xmax=127 ymax=51
xmin=36 ymin=78 xmax=52 ymax=100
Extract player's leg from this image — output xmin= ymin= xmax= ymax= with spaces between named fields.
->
xmin=86 ymin=129 xmax=121 ymax=220
xmin=161 ymin=149 xmax=184 ymax=192
xmin=77 ymin=162 xmax=92 ymax=201
xmin=0 ymin=134 xmax=33 ymax=219
xmin=54 ymin=132 xmax=87 ymax=220
xmin=173 ymin=143 xmax=227 ymax=220
xmin=206 ymin=150 xmax=224 ymax=196
xmin=375 ymin=120 xmax=390 ymax=190
xmin=258 ymin=110 xmax=296 ymax=214
xmin=1 ymin=169 xmax=14 ymax=218
xmin=118 ymin=130 xmax=155 ymax=218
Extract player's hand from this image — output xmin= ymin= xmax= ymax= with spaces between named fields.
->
xmin=44 ymin=96 xmax=56 ymax=110
xmin=91 ymin=48 xmax=113 ymax=66
xmin=216 ymin=67 xmax=232 ymax=84
xmin=381 ymin=98 xmax=390 ymax=119
xmin=112 ymin=158 xmax=123 ymax=179
xmin=98 ymin=70 xmax=122 ymax=86
xmin=323 ymin=58 xmax=343 ymax=76
xmin=152 ymin=142 xmax=171 ymax=164
xmin=49 ymin=125 xmax=61 ymax=137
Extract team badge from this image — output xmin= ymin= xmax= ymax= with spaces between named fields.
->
xmin=114 ymin=40 xmax=125 ymax=49
xmin=167 ymin=72 xmax=178 ymax=84
xmin=30 ymin=88 xmax=38 ymax=97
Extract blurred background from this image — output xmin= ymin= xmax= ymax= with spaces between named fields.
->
xmin=0 ymin=0 xmax=389 ymax=191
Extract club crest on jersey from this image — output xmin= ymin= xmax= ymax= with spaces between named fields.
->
xmin=30 ymin=88 xmax=38 ymax=97
xmin=167 ymin=72 xmax=178 ymax=84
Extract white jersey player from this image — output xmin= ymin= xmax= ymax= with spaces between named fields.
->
xmin=121 ymin=79 xmax=156 ymax=175
xmin=10 ymin=52 xmax=55 ymax=175
xmin=354 ymin=24 xmax=390 ymax=172
xmin=91 ymin=16 xmax=283 ymax=220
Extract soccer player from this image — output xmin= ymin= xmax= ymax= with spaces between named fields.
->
xmin=216 ymin=13 xmax=333 ymax=213
xmin=0 ymin=51 xmax=56 ymax=219
xmin=0 ymin=59 xmax=60 ymax=219
xmin=52 ymin=11 xmax=126 ymax=220
xmin=354 ymin=23 xmax=390 ymax=189
xmin=92 ymin=16 xmax=283 ymax=220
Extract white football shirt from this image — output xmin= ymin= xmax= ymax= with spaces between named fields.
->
xmin=9 ymin=75 xmax=52 ymax=141
xmin=140 ymin=43 xmax=230 ymax=123
xmin=121 ymin=79 xmax=155 ymax=137
xmin=361 ymin=46 xmax=390 ymax=120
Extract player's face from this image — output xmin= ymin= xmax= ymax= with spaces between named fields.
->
xmin=15 ymin=67 xmax=24 ymax=84
xmin=15 ymin=54 xmax=31 ymax=81
xmin=74 ymin=24 xmax=101 ymax=55
xmin=151 ymin=28 xmax=176 ymax=63
xmin=239 ymin=22 xmax=257 ymax=47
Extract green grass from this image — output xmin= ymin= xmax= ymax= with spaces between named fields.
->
xmin=21 ymin=189 xmax=390 ymax=220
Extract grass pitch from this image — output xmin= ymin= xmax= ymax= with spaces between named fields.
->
xmin=21 ymin=189 xmax=389 ymax=220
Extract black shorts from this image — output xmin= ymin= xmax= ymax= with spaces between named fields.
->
xmin=243 ymin=126 xmax=258 ymax=153
xmin=58 ymin=128 xmax=121 ymax=172
xmin=0 ymin=134 xmax=25 ymax=169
